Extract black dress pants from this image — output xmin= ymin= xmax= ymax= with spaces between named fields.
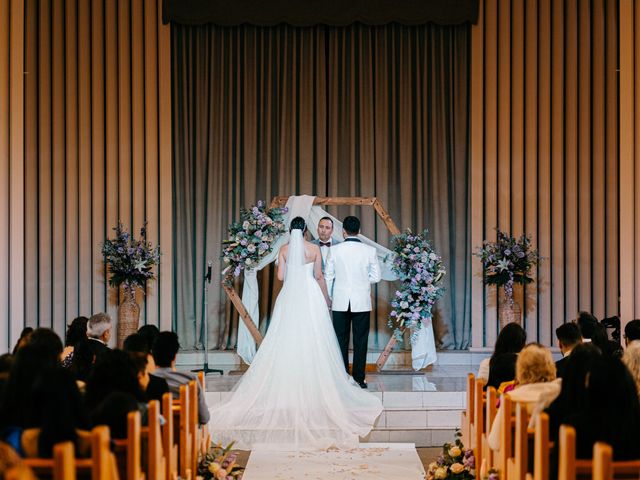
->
xmin=332 ymin=305 xmax=370 ymax=383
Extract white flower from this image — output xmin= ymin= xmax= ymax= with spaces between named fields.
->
xmin=242 ymin=220 xmax=250 ymax=230
xmin=450 ymin=463 xmax=465 ymax=474
xmin=434 ymin=466 xmax=448 ymax=479
xmin=497 ymin=258 xmax=510 ymax=272
xmin=247 ymin=244 xmax=256 ymax=253
xmin=449 ymin=446 xmax=462 ymax=457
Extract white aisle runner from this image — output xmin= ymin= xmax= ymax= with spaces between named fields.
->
xmin=242 ymin=443 xmax=426 ymax=480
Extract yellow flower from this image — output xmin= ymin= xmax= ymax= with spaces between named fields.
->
xmin=208 ymin=462 xmax=221 ymax=474
xmin=450 ymin=463 xmax=465 ymax=474
xmin=449 ymin=446 xmax=462 ymax=457
xmin=428 ymin=462 xmax=438 ymax=472
xmin=435 ymin=466 xmax=448 ymax=479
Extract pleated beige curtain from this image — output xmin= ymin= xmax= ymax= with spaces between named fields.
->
xmin=172 ymin=23 xmax=471 ymax=351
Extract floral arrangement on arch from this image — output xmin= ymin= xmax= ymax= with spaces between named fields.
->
xmin=474 ymin=228 xmax=541 ymax=300
xmin=426 ymin=431 xmax=475 ymax=480
xmin=221 ymin=200 xmax=288 ymax=287
xmin=102 ymin=222 xmax=161 ymax=290
xmin=198 ymin=441 xmax=244 ymax=479
xmin=387 ymin=230 xmax=446 ymax=342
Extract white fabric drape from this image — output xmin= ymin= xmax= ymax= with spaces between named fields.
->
xmin=237 ymin=195 xmax=437 ymax=369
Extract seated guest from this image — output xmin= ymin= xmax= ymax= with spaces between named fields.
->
xmin=123 ymin=333 xmax=169 ymax=402
xmin=152 ymin=332 xmax=210 ymax=425
xmin=84 ymin=350 xmax=146 ymax=415
xmin=0 ymin=355 xmax=13 ymax=399
xmin=479 ymin=322 xmax=526 ymax=387
xmin=91 ymin=392 xmax=140 ymax=439
xmin=61 ymin=316 xmax=88 ymax=368
xmin=0 ymin=331 xmax=64 ymax=431
xmin=488 ymin=344 xmax=561 ymax=450
xmin=546 ymin=343 xmax=602 ymax=442
xmin=12 ymin=328 xmax=33 ymax=355
xmin=70 ymin=339 xmax=96 ymax=384
xmin=138 ymin=325 xmax=161 ymax=352
xmin=576 ymin=311 xmax=599 ymax=341
xmin=86 ymin=313 xmax=112 ymax=358
xmin=623 ymin=340 xmax=640 ymax=396
xmin=576 ymin=311 xmax=620 ymax=357
xmin=624 ymin=319 xmax=640 ymax=346
xmin=487 ymin=353 xmax=518 ymax=394
xmin=554 ymin=322 xmax=582 ymax=378
xmin=569 ymin=355 xmax=640 ymax=460
xmin=21 ymin=367 xmax=90 ymax=458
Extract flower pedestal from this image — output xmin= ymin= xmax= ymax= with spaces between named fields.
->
xmin=117 ymin=285 xmax=140 ymax=348
xmin=498 ymin=286 xmax=522 ymax=330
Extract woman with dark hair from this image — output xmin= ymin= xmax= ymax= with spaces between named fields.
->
xmin=21 ymin=367 xmax=90 ymax=458
xmin=570 ymin=355 xmax=640 ymax=459
xmin=478 ymin=322 xmax=527 ymax=389
xmin=0 ymin=337 xmax=62 ymax=433
xmin=70 ymin=339 xmax=96 ymax=384
xmin=11 ymin=328 xmax=33 ymax=355
xmin=61 ymin=316 xmax=88 ymax=368
xmin=208 ymin=216 xmax=383 ymax=450
xmin=84 ymin=349 xmax=146 ymax=413
xmin=546 ymin=342 xmax=602 ymax=442
xmin=84 ymin=349 xmax=151 ymax=431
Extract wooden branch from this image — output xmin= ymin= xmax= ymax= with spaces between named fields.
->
xmin=373 ymin=199 xmax=401 ymax=235
xmin=269 ymin=196 xmax=377 ymax=208
xmin=376 ymin=332 xmax=402 ymax=371
xmin=222 ymin=284 xmax=263 ymax=346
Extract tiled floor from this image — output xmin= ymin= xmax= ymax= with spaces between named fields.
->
xmin=184 ymin=364 xmax=476 ymax=393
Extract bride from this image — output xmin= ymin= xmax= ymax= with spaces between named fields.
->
xmin=208 ymin=217 xmax=383 ymax=450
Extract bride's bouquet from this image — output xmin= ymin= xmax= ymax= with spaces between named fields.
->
xmin=221 ymin=200 xmax=287 ymax=286
xmin=387 ymin=229 xmax=445 ymax=342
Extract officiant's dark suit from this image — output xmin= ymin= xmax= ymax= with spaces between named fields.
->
xmin=324 ymin=216 xmax=381 ymax=388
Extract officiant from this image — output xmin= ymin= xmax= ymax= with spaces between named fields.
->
xmin=311 ymin=216 xmax=341 ymax=268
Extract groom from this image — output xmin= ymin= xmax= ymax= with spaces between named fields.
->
xmin=325 ymin=216 xmax=381 ymax=388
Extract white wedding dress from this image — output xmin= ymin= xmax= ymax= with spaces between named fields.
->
xmin=208 ymin=229 xmax=383 ymax=450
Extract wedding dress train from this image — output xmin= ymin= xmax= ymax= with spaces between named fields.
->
xmin=208 ymin=230 xmax=383 ymax=450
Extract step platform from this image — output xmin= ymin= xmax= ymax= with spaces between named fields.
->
xmin=180 ymin=350 xmax=483 ymax=448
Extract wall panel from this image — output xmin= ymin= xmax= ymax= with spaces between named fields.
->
xmin=471 ymin=0 xmax=619 ymax=347
xmin=0 ymin=0 xmax=172 ymax=352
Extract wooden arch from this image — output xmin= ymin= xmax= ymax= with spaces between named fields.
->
xmin=222 ymin=196 xmax=405 ymax=370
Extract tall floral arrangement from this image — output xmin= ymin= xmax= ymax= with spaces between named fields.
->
xmin=387 ymin=230 xmax=446 ymax=342
xmin=221 ymin=200 xmax=287 ymax=287
xmin=198 ymin=441 xmax=244 ymax=480
xmin=474 ymin=229 xmax=541 ymax=299
xmin=426 ymin=431 xmax=475 ymax=480
xmin=102 ymin=222 xmax=161 ymax=289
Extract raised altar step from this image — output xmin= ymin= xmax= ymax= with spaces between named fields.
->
xmin=178 ymin=349 xmax=488 ymax=368
xmin=199 ymin=364 xmax=470 ymax=448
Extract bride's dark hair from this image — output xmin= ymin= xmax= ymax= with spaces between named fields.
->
xmin=289 ymin=216 xmax=306 ymax=232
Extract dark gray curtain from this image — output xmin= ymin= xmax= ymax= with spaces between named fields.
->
xmin=172 ymin=23 xmax=471 ymax=351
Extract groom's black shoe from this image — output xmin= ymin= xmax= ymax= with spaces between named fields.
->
xmin=357 ymin=380 xmax=368 ymax=389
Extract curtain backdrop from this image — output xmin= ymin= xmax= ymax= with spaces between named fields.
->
xmin=172 ymin=23 xmax=471 ymax=351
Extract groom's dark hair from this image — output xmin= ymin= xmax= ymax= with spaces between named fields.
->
xmin=290 ymin=216 xmax=306 ymax=231
xmin=343 ymin=216 xmax=360 ymax=235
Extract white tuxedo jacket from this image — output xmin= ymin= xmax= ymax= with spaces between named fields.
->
xmin=325 ymin=239 xmax=381 ymax=312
